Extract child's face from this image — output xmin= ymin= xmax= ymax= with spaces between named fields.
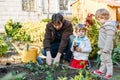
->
xmin=97 ymin=17 xmax=107 ymax=25
xmin=76 ymin=30 xmax=86 ymax=37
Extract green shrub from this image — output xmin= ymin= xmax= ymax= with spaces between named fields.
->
xmin=0 ymin=72 xmax=26 ymax=80
xmin=64 ymin=16 xmax=80 ymax=26
xmin=42 ymin=18 xmax=51 ymax=22
xmin=4 ymin=19 xmax=30 ymax=42
xmin=112 ymin=30 xmax=120 ymax=65
xmin=0 ymin=35 xmax=9 ymax=55
xmin=85 ymin=14 xmax=100 ymax=59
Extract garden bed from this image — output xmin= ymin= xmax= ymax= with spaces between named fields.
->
xmin=0 ymin=52 xmax=120 ymax=80
xmin=0 ymin=63 xmax=79 ymax=80
xmin=0 ymin=52 xmax=79 ymax=80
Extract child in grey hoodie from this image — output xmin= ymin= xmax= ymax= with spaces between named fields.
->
xmin=91 ymin=8 xmax=119 ymax=79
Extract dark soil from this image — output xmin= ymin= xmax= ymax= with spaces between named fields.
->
xmin=0 ymin=52 xmax=120 ymax=80
xmin=0 ymin=63 xmax=79 ymax=80
xmin=0 ymin=52 xmax=79 ymax=80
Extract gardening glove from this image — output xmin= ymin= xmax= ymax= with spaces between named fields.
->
xmin=53 ymin=52 xmax=61 ymax=64
xmin=46 ymin=51 xmax=52 ymax=65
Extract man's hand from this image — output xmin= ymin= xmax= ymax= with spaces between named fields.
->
xmin=76 ymin=47 xmax=82 ymax=52
xmin=46 ymin=51 xmax=52 ymax=65
xmin=53 ymin=52 xmax=61 ymax=64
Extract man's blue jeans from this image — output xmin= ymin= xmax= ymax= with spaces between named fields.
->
xmin=41 ymin=35 xmax=75 ymax=62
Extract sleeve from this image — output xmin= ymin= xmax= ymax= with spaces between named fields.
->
xmin=102 ymin=26 xmax=116 ymax=52
xmin=81 ymin=39 xmax=92 ymax=53
xmin=71 ymin=40 xmax=76 ymax=52
xmin=58 ymin=23 xmax=73 ymax=53
xmin=43 ymin=24 xmax=51 ymax=51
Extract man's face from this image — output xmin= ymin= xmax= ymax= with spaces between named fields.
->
xmin=53 ymin=22 xmax=63 ymax=30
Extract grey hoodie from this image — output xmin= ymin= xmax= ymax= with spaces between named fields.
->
xmin=98 ymin=20 xmax=118 ymax=52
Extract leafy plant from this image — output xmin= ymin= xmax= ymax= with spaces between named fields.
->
xmin=59 ymin=69 xmax=94 ymax=80
xmin=112 ymin=30 xmax=120 ymax=65
xmin=59 ymin=69 xmax=91 ymax=80
xmin=85 ymin=13 xmax=100 ymax=59
xmin=114 ymin=30 xmax=120 ymax=47
xmin=21 ymin=21 xmax=46 ymax=43
xmin=25 ymin=61 xmax=43 ymax=77
xmin=0 ymin=72 xmax=26 ymax=80
xmin=58 ymin=77 xmax=67 ymax=80
xmin=0 ymin=35 xmax=9 ymax=55
xmin=45 ymin=71 xmax=53 ymax=80
xmin=112 ymin=47 xmax=120 ymax=65
xmin=41 ymin=64 xmax=49 ymax=71
xmin=64 ymin=16 xmax=80 ymax=26
xmin=25 ymin=61 xmax=40 ymax=71
xmin=42 ymin=18 xmax=51 ymax=22
xmin=4 ymin=19 xmax=30 ymax=42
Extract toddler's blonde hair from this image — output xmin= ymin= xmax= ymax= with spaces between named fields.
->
xmin=75 ymin=24 xmax=86 ymax=33
xmin=95 ymin=8 xmax=110 ymax=20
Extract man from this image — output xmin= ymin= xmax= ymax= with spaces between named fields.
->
xmin=42 ymin=13 xmax=73 ymax=65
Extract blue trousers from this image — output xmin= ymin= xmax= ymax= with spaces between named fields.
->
xmin=42 ymin=35 xmax=75 ymax=62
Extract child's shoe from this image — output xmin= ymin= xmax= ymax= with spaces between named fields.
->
xmin=95 ymin=70 xmax=104 ymax=75
xmin=104 ymin=75 xmax=112 ymax=79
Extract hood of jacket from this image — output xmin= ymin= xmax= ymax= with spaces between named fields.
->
xmin=103 ymin=20 xmax=118 ymax=29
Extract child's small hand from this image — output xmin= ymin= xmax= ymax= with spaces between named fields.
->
xmin=97 ymin=49 xmax=103 ymax=55
xmin=73 ymin=42 xmax=77 ymax=46
xmin=72 ymin=41 xmax=78 ymax=51
xmin=76 ymin=47 xmax=82 ymax=52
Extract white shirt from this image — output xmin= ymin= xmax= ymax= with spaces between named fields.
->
xmin=72 ymin=36 xmax=92 ymax=60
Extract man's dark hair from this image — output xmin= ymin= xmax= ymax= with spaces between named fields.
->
xmin=51 ymin=13 xmax=64 ymax=25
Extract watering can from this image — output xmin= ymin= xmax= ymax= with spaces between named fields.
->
xmin=12 ymin=43 xmax=40 ymax=63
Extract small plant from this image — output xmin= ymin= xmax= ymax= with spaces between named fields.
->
xmin=49 ymin=65 xmax=56 ymax=72
xmin=58 ymin=76 xmax=67 ymax=80
xmin=112 ymin=46 xmax=120 ymax=65
xmin=0 ymin=35 xmax=9 ymax=56
xmin=45 ymin=71 xmax=53 ymax=80
xmin=0 ymin=71 xmax=26 ymax=80
xmin=41 ymin=64 xmax=49 ymax=71
xmin=59 ymin=69 xmax=91 ymax=80
xmin=25 ymin=61 xmax=40 ymax=71
xmin=25 ymin=61 xmax=44 ymax=77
